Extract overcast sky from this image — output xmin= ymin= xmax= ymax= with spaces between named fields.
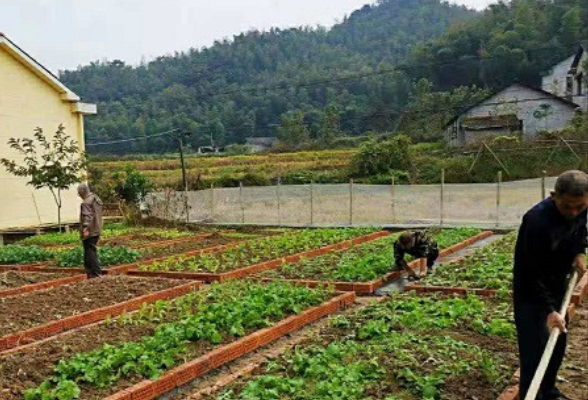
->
xmin=1 ymin=0 xmax=496 ymax=73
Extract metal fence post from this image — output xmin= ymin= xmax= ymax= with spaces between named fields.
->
xmin=276 ymin=177 xmax=282 ymax=227
xmin=210 ymin=184 xmax=215 ymax=221
xmin=239 ymin=181 xmax=245 ymax=224
xmin=310 ymin=181 xmax=314 ymax=226
xmin=349 ymin=179 xmax=354 ymax=226
xmin=390 ymin=176 xmax=396 ymax=223
xmin=541 ymin=170 xmax=546 ymax=200
xmin=440 ymin=169 xmax=445 ymax=227
xmin=496 ymin=171 xmax=502 ymax=228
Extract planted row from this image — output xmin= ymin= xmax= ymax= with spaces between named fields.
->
xmin=208 ymin=293 xmax=516 ymax=400
xmin=419 ymin=232 xmax=515 ymax=293
xmin=138 ymin=228 xmax=375 ymax=273
xmin=258 ymin=228 xmax=482 ymax=282
xmin=23 ymin=281 xmax=334 ymax=400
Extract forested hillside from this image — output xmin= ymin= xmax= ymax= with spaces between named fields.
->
xmin=61 ymin=0 xmax=475 ymax=153
xmin=60 ymin=0 xmax=587 ymax=154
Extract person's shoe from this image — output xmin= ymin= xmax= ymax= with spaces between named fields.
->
xmin=407 ymin=275 xmax=421 ymax=282
xmin=547 ymin=387 xmax=571 ymax=400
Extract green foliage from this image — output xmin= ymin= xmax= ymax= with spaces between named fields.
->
xmin=423 ymin=233 xmax=516 ymax=291
xmin=55 ymin=245 xmax=139 ymax=267
xmin=0 ymin=245 xmax=53 ymax=265
xmin=25 ymin=281 xmax=332 ymax=400
xmin=261 ymin=228 xmax=481 ymax=282
xmin=276 ymin=111 xmax=311 ymax=148
xmin=214 ymin=294 xmax=514 ymax=400
xmin=351 ymin=135 xmax=412 ymax=177
xmin=110 ymin=165 xmax=153 ymax=204
xmin=140 ymin=228 xmax=374 ymax=273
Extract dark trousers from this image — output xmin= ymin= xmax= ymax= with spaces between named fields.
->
xmin=514 ymin=302 xmax=567 ymax=400
xmin=82 ymin=236 xmax=102 ymax=279
xmin=427 ymin=248 xmax=439 ymax=269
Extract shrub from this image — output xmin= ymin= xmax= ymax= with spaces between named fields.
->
xmin=0 ymin=245 xmax=53 ymax=265
xmin=350 ymin=135 xmax=412 ymax=177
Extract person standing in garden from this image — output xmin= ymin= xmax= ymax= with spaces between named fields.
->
xmin=514 ymin=170 xmax=588 ymax=400
xmin=78 ymin=183 xmax=103 ymax=279
xmin=393 ymin=230 xmax=439 ymax=281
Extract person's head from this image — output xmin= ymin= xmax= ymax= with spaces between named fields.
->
xmin=550 ymin=170 xmax=588 ymax=220
xmin=77 ymin=183 xmax=91 ymax=200
xmin=398 ymin=232 xmax=415 ymax=249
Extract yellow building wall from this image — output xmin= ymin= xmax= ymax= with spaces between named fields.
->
xmin=0 ymin=48 xmax=84 ymax=230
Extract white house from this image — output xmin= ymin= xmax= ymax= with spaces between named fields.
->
xmin=445 ymin=84 xmax=579 ymax=146
xmin=542 ymin=45 xmax=587 ymax=110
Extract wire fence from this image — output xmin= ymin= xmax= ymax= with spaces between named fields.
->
xmin=145 ymin=174 xmax=556 ymax=229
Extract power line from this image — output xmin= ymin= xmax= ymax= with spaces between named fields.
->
xmin=85 ymin=129 xmax=179 ymax=146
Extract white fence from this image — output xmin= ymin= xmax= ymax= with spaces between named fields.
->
xmin=146 ymin=176 xmax=556 ymax=229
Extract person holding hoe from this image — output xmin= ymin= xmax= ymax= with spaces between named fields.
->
xmin=394 ymin=230 xmax=439 ymax=281
xmin=514 ymin=170 xmax=587 ymax=400
xmin=78 ymin=183 xmax=104 ymax=279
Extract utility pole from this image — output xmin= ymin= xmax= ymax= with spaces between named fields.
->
xmin=176 ymin=130 xmax=191 ymax=223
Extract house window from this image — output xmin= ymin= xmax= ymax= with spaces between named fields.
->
xmin=577 ymin=73 xmax=583 ymax=96
xmin=566 ymin=76 xmax=574 ymax=96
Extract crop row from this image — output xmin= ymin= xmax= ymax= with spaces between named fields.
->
xmin=258 ymin=228 xmax=482 ymax=282
xmin=207 ymin=293 xmax=516 ymax=400
xmin=419 ymin=232 xmax=516 ymax=294
xmin=138 ymin=228 xmax=375 ymax=274
xmin=23 ymin=281 xmax=334 ymax=400
xmin=94 ymin=150 xmax=354 ymax=172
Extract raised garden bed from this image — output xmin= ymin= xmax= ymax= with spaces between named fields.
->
xmin=255 ymin=229 xmax=491 ymax=294
xmin=5 ymin=280 xmax=353 ymax=400
xmin=0 ymin=271 xmax=86 ymax=298
xmin=201 ymin=292 xmax=517 ymax=400
xmin=0 ymin=276 xmax=200 ymax=352
xmin=130 ymin=228 xmax=383 ymax=282
xmin=404 ymin=232 xmax=515 ymax=298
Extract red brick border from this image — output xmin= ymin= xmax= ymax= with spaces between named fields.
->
xmin=0 ymin=273 xmax=87 ymax=298
xmin=0 ymin=280 xmax=202 ymax=353
xmin=127 ymin=231 xmax=390 ymax=283
xmin=256 ymin=231 xmax=494 ymax=295
xmin=0 ymin=262 xmax=49 ymax=271
xmin=101 ymin=291 xmax=356 ymax=400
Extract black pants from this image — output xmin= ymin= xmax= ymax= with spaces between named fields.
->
xmin=514 ymin=302 xmax=567 ymax=400
xmin=82 ymin=236 xmax=102 ymax=279
xmin=427 ymin=248 xmax=439 ymax=269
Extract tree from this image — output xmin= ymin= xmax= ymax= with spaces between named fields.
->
xmin=1 ymin=125 xmax=87 ymax=231
xmin=276 ymin=110 xmax=311 ymax=147
xmin=318 ymin=104 xmax=341 ymax=143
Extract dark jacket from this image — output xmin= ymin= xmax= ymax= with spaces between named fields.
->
xmin=513 ymin=197 xmax=587 ymax=313
xmin=394 ymin=231 xmax=438 ymax=268
xmin=80 ymin=193 xmax=103 ymax=239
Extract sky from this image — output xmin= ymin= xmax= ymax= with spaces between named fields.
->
xmin=0 ymin=0 xmax=496 ymax=74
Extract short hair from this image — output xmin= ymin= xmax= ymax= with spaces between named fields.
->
xmin=554 ymin=170 xmax=588 ymax=197
xmin=399 ymin=232 xmax=413 ymax=246
xmin=77 ymin=183 xmax=90 ymax=195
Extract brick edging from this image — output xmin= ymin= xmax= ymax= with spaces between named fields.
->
xmin=0 ymin=280 xmax=202 ymax=353
xmin=127 ymin=231 xmax=390 ymax=283
xmin=101 ymin=291 xmax=356 ymax=400
xmin=0 ymin=262 xmax=49 ymax=271
xmin=0 ymin=273 xmax=87 ymax=298
xmin=255 ymin=231 xmax=493 ymax=295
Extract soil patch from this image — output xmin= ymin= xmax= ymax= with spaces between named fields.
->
xmin=0 ymin=275 xmax=184 ymax=335
xmin=0 ymin=271 xmax=72 ymax=290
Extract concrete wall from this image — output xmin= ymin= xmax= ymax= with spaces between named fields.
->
xmin=447 ymin=84 xmax=577 ymax=146
xmin=0 ymin=48 xmax=84 ymax=230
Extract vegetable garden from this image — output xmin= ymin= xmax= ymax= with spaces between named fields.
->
xmin=0 ymin=225 xmax=586 ymax=400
